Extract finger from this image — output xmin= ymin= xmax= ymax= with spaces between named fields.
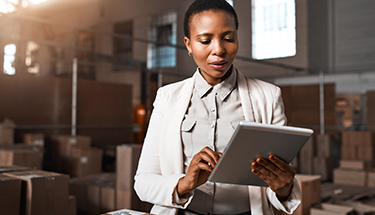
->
xmin=197 ymin=161 xmax=214 ymax=172
xmin=199 ymin=150 xmax=218 ymax=168
xmin=201 ymin=147 xmax=220 ymax=163
xmin=251 ymin=159 xmax=274 ymax=178
xmin=251 ymin=161 xmax=276 ymax=184
xmin=190 ymin=150 xmax=217 ymax=171
xmin=269 ymin=154 xmax=296 ymax=175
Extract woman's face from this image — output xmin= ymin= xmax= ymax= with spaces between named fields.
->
xmin=184 ymin=10 xmax=238 ymax=86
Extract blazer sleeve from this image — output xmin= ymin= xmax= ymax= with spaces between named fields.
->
xmin=134 ymin=87 xmax=193 ymax=209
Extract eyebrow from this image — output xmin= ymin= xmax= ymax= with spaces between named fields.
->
xmin=195 ymin=30 xmax=237 ymax=38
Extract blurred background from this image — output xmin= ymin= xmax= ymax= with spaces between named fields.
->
xmin=0 ymin=0 xmax=375 ymax=215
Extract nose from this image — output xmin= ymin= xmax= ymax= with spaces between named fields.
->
xmin=212 ymin=39 xmax=225 ymax=56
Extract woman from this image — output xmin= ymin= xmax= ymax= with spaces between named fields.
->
xmin=134 ymin=0 xmax=301 ymax=214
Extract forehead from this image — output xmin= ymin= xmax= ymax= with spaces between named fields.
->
xmin=189 ymin=10 xmax=236 ymax=32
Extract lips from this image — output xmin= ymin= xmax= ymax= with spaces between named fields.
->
xmin=209 ymin=60 xmax=229 ymax=70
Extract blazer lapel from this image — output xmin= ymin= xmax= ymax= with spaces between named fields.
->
xmin=237 ymin=70 xmax=256 ymax=122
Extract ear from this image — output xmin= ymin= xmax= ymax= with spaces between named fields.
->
xmin=184 ymin=36 xmax=192 ymax=54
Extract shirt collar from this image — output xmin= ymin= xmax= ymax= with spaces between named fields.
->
xmin=194 ymin=66 xmax=237 ymax=101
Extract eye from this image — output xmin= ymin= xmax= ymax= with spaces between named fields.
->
xmin=200 ymin=40 xmax=211 ymax=45
xmin=224 ymin=37 xmax=234 ymax=42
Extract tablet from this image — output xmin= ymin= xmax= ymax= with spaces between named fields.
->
xmin=208 ymin=121 xmax=313 ymax=187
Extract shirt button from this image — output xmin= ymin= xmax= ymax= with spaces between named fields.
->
xmin=211 ymin=108 xmax=215 ymax=112
xmin=211 ymin=124 xmax=215 ymax=128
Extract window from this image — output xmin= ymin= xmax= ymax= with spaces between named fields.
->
xmin=3 ymin=44 xmax=16 ymax=75
xmin=0 ymin=0 xmax=49 ymax=14
xmin=147 ymin=12 xmax=177 ymax=69
xmin=252 ymin=0 xmax=296 ymax=60
xmin=226 ymin=0 xmax=233 ymax=6
xmin=25 ymin=41 xmax=40 ymax=75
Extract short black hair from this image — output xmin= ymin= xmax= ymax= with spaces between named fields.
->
xmin=183 ymin=0 xmax=239 ymax=38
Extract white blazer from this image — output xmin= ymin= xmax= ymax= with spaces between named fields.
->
xmin=134 ymin=68 xmax=301 ymax=215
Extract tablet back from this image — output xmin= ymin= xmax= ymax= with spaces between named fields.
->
xmin=208 ymin=122 xmax=313 ymax=186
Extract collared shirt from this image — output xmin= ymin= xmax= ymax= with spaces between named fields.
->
xmin=181 ymin=67 xmax=250 ymax=214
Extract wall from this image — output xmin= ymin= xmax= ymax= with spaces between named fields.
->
xmin=333 ymin=0 xmax=375 ymax=72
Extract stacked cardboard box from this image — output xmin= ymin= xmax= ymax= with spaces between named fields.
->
xmin=69 ymin=173 xmax=116 ymax=215
xmin=299 ymin=136 xmax=315 ymax=174
xmin=0 ymin=119 xmax=16 ymax=145
xmin=273 ymin=174 xmax=322 ymax=215
xmin=3 ymin=170 xmax=70 ymax=215
xmin=298 ymin=134 xmax=339 ymax=181
xmin=334 ymin=160 xmax=375 ymax=187
xmin=310 ymin=203 xmax=356 ymax=215
xmin=71 ymin=146 xmax=103 ymax=177
xmin=313 ymin=134 xmax=339 ymax=181
xmin=116 ymin=144 xmax=152 ymax=212
xmin=334 ymin=131 xmax=375 ymax=187
xmin=333 ymin=168 xmax=367 ymax=187
xmin=0 ymin=144 xmax=43 ymax=169
xmin=0 ymin=174 xmax=22 ymax=215
xmin=0 ymin=165 xmax=31 ymax=173
xmin=341 ymin=131 xmax=375 ymax=160
xmin=23 ymin=133 xmax=45 ymax=151
xmin=51 ymin=135 xmax=103 ymax=177
xmin=294 ymin=174 xmax=322 ymax=215
xmin=68 ymin=195 xmax=77 ymax=215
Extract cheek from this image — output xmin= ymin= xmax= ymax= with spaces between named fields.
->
xmin=192 ymin=48 xmax=209 ymax=62
xmin=228 ymin=44 xmax=239 ymax=57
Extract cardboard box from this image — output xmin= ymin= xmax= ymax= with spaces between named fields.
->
xmin=333 ymin=168 xmax=367 ymax=187
xmin=340 ymin=159 xmax=373 ymax=170
xmin=71 ymin=147 xmax=103 ymax=177
xmin=115 ymin=144 xmax=152 ymax=212
xmin=341 ymin=145 xmax=357 ymax=160
xmin=68 ymin=195 xmax=77 ymax=215
xmin=0 ymin=165 xmax=31 ymax=173
xmin=299 ymin=136 xmax=315 ymax=174
xmin=23 ymin=133 xmax=44 ymax=149
xmin=116 ymin=144 xmax=142 ymax=190
xmin=0 ymin=174 xmax=22 ymax=215
xmin=69 ymin=173 xmax=116 ymax=214
xmin=51 ymin=135 xmax=91 ymax=157
xmin=0 ymin=119 xmax=16 ymax=145
xmin=101 ymin=182 xmax=116 ymax=213
xmin=0 ymin=147 xmax=42 ymax=169
xmin=367 ymin=168 xmax=375 ymax=187
xmin=51 ymin=135 xmax=91 ymax=173
xmin=310 ymin=203 xmax=356 ymax=215
xmin=342 ymin=131 xmax=375 ymax=147
xmin=116 ymin=189 xmax=152 ymax=212
xmin=4 ymin=170 xmax=69 ymax=215
xmin=358 ymin=145 xmax=375 ymax=161
xmin=294 ymin=174 xmax=322 ymax=215
xmin=316 ymin=134 xmax=333 ymax=157
xmin=314 ymin=157 xmax=335 ymax=181
xmin=88 ymin=183 xmax=102 ymax=215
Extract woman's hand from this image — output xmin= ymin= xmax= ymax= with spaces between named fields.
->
xmin=251 ymin=154 xmax=295 ymax=201
xmin=177 ymin=147 xmax=221 ymax=196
